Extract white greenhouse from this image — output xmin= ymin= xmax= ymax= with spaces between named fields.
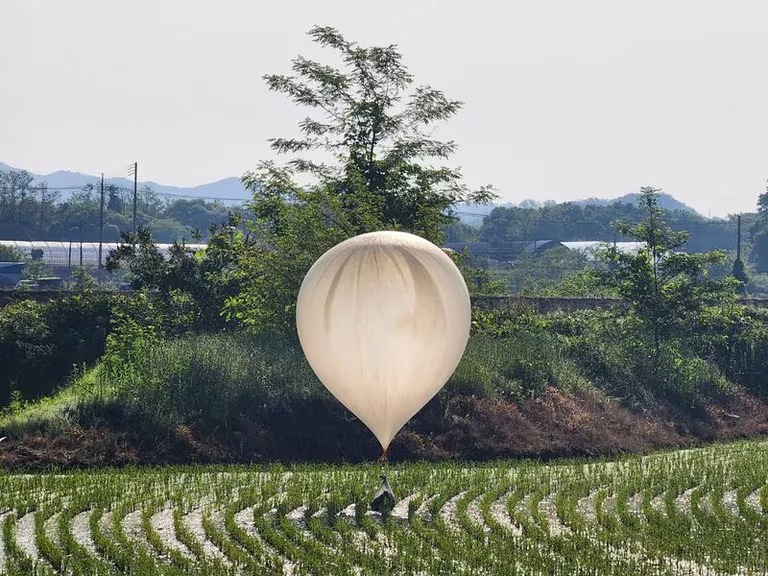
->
xmin=0 ymin=240 xmax=208 ymax=267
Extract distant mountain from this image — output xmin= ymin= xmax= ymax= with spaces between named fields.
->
xmin=1 ymin=162 xmax=700 ymax=217
xmin=503 ymin=194 xmax=698 ymax=214
xmin=453 ymin=193 xmax=700 ymax=227
xmin=0 ymin=163 xmax=251 ymax=204
xmin=572 ymin=192 xmax=699 ymax=214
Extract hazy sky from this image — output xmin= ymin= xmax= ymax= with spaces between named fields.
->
xmin=2 ymin=1 xmax=767 ymax=217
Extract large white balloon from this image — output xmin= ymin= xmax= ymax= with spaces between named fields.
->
xmin=296 ymin=230 xmax=471 ymax=452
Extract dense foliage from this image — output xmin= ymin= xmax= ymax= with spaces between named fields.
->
xmin=750 ymin=181 xmax=768 ymax=273
xmin=222 ymin=26 xmax=496 ymax=331
xmin=479 ymin=200 xmax=740 ymax=254
xmin=0 ymin=294 xmax=112 ymax=405
xmin=0 ymin=244 xmax=23 ymax=262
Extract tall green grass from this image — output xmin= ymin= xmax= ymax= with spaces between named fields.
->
xmin=1 ymin=317 xmax=744 ymax=442
xmin=98 ymin=332 xmax=322 ymax=430
xmin=96 ymin=329 xmax=605 ymax=427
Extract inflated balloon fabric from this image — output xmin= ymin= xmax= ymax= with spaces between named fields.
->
xmin=296 ymin=231 xmax=471 ymax=451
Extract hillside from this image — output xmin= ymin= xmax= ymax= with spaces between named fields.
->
xmin=573 ymin=192 xmax=699 ymax=213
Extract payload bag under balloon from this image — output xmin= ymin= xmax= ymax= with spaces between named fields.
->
xmin=296 ymin=230 xmax=472 ymax=452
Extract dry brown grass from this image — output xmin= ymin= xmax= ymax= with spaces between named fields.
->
xmin=3 ymin=387 xmax=768 ymax=471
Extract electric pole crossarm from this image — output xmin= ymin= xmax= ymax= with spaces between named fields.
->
xmin=127 ymin=162 xmax=138 ymax=233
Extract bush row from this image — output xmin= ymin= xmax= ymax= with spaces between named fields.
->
xmin=3 ymin=292 xmax=768 ymax=424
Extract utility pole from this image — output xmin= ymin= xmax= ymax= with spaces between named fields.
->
xmin=98 ymin=173 xmax=105 ymax=268
xmin=736 ymin=214 xmax=742 ymax=262
xmin=129 ymin=162 xmax=138 ymax=233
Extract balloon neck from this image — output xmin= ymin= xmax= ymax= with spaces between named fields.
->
xmin=378 ymin=447 xmax=389 ymax=464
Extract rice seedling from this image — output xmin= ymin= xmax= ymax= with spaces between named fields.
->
xmin=1 ymin=440 xmax=767 ymax=574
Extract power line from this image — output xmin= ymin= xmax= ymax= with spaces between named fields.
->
xmin=0 ymin=184 xmax=249 ymax=203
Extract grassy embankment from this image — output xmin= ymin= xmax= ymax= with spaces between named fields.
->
xmin=3 ymin=305 xmax=767 ymax=470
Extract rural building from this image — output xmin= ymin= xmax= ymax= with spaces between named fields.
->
xmin=0 ymin=262 xmax=24 ymax=287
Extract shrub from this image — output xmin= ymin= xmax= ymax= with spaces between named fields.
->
xmin=99 ymin=331 xmax=324 ymax=431
xmin=562 ymin=312 xmax=731 ymax=406
xmin=685 ymin=304 xmax=768 ymax=395
xmin=0 ymin=295 xmax=112 ymax=405
xmin=449 ymin=330 xmax=582 ymax=401
xmin=0 ymin=244 xmax=23 ymax=262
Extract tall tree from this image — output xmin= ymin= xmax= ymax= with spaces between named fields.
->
xmin=244 ymin=25 xmax=495 ymax=242
xmin=230 ymin=26 xmax=496 ymax=331
xmin=598 ymin=187 xmax=735 ymax=362
xmin=751 ymin=180 xmax=768 ymax=273
xmin=0 ymin=169 xmax=34 ymax=223
xmin=37 ymin=183 xmax=60 ymax=234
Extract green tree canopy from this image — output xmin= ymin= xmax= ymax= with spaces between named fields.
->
xmin=228 ymin=25 xmax=497 ymax=332
xmin=0 ymin=244 xmax=23 ymax=262
xmin=750 ymin=180 xmax=768 ymax=273
xmin=246 ymin=26 xmax=496 ymax=242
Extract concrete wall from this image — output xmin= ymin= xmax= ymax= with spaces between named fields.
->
xmin=471 ymin=295 xmax=626 ymax=312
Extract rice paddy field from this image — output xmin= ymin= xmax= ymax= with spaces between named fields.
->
xmin=1 ymin=440 xmax=767 ymax=575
